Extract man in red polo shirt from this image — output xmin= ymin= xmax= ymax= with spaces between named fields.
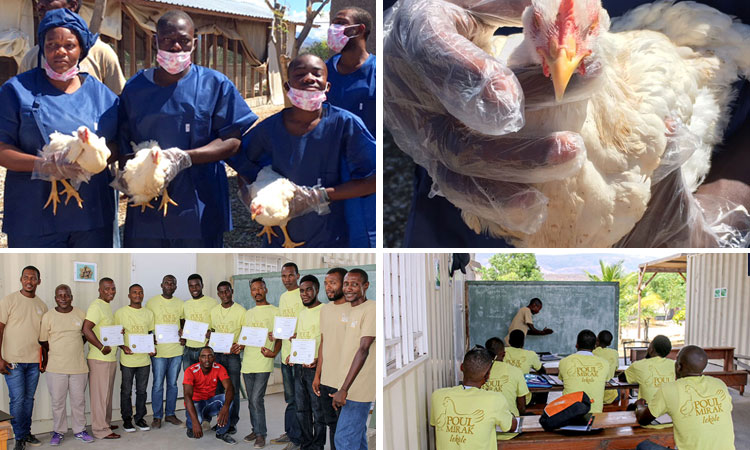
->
xmin=183 ymin=346 xmax=236 ymax=445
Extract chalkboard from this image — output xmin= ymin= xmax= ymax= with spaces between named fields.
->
xmin=466 ymin=281 xmax=619 ymax=355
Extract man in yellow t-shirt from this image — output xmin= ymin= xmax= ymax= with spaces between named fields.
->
xmin=82 ymin=277 xmax=120 ymax=439
xmin=431 ymin=347 xmax=517 ymax=450
xmin=505 ymin=330 xmax=545 ymax=405
xmin=482 ymin=337 xmax=529 ymax=416
xmin=313 ymin=267 xmax=349 ymax=449
xmin=290 ymin=275 xmax=325 ymax=450
xmin=504 ymin=298 xmax=553 ymax=344
xmin=558 ymin=329 xmax=610 ymax=413
xmin=181 ymin=274 xmax=218 ymax=370
xmin=146 ymin=274 xmax=184 ymax=428
xmin=620 ymin=335 xmax=676 ymax=407
xmin=332 ymin=269 xmax=376 ymax=449
xmin=635 ymin=346 xmax=735 ymax=450
xmin=209 ymin=281 xmax=246 ymax=434
xmin=240 ymin=277 xmax=281 ymax=448
xmin=0 ymin=266 xmax=49 ymax=447
xmin=272 ymin=262 xmax=304 ymax=447
xmin=40 ymin=284 xmax=93 ymax=445
xmin=114 ymin=284 xmax=156 ymax=433
xmin=593 ymin=330 xmax=620 ymax=405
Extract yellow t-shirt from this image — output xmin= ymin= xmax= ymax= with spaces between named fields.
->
xmin=559 ymin=352 xmax=610 ymax=413
xmin=278 ymin=288 xmax=303 ymax=364
xmin=241 ymin=304 xmax=278 ymax=374
xmin=625 ymin=356 xmax=676 ymax=402
xmin=295 ymin=303 xmax=324 ymax=360
xmin=210 ymin=302 xmax=247 ymax=351
xmin=183 ymin=296 xmax=218 ymax=348
xmin=85 ymin=298 xmax=117 ymax=362
xmin=504 ymin=347 xmax=542 ymax=374
xmin=593 ymin=347 xmax=620 ymax=404
xmin=319 ymin=301 xmax=350 ymax=388
xmin=648 ymin=376 xmax=735 ymax=450
xmin=146 ymin=294 xmax=184 ymax=359
xmin=39 ymin=308 xmax=88 ymax=374
xmin=115 ymin=306 xmax=155 ymax=368
xmin=431 ymin=386 xmax=514 ymax=450
xmin=339 ymin=300 xmax=376 ymax=402
xmin=0 ymin=291 xmax=48 ymax=363
xmin=481 ymin=361 xmax=529 ymax=416
xmin=504 ymin=306 xmax=533 ymax=343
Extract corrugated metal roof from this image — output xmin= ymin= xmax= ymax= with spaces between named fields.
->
xmin=144 ymin=0 xmax=274 ymax=20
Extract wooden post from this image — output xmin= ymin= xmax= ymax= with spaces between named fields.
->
xmin=212 ymin=34 xmax=218 ymax=69
xmin=241 ymin=51 xmax=247 ymax=98
xmin=145 ymin=32 xmax=152 ymax=68
xmin=129 ymin=15 xmax=136 ymax=77
xmin=250 ymin=67 xmax=255 ymax=97
xmin=90 ymin=0 xmax=107 ymax=34
xmin=232 ymin=40 xmax=238 ymax=86
xmin=202 ymin=35 xmax=208 ymax=67
xmin=222 ymin=36 xmax=228 ymax=75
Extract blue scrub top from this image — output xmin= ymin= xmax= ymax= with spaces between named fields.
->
xmin=404 ymin=0 xmax=750 ymax=248
xmin=325 ymin=54 xmax=376 ymax=136
xmin=118 ymin=65 xmax=257 ymax=242
xmin=232 ymin=104 xmax=376 ymax=248
xmin=0 ymin=69 xmax=118 ymax=238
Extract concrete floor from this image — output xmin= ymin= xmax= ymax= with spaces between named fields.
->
xmin=8 ymin=392 xmax=376 ymax=449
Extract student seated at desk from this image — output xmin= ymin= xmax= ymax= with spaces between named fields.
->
xmin=635 ymin=345 xmax=735 ymax=450
xmin=620 ymin=335 xmax=676 ymax=408
xmin=559 ymin=330 xmax=610 ymax=413
xmin=593 ymin=330 xmax=620 ymax=405
xmin=431 ymin=347 xmax=518 ymax=450
xmin=481 ymin=337 xmax=529 ymax=416
xmin=506 ymin=330 xmax=545 ymax=405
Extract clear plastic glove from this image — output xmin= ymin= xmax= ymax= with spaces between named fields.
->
xmin=384 ymin=0 xmax=586 ymax=234
xmin=32 ymin=149 xmax=88 ymax=187
xmin=160 ymin=148 xmax=192 ymax=185
xmin=237 ymin=176 xmax=330 ymax=220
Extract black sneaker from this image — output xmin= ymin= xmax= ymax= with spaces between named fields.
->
xmin=186 ymin=428 xmax=194 ymax=439
xmin=228 ymin=426 xmax=237 ymax=435
xmin=13 ymin=439 xmax=25 ymax=450
xmin=216 ymin=433 xmax=237 ymax=445
xmin=123 ymin=420 xmax=136 ymax=433
xmin=135 ymin=419 xmax=150 ymax=431
xmin=24 ymin=435 xmax=41 ymax=447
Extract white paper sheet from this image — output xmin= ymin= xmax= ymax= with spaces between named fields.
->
xmin=100 ymin=325 xmax=124 ymax=346
xmin=209 ymin=332 xmax=234 ymax=354
xmin=182 ymin=320 xmax=209 ymax=341
xmin=289 ymin=339 xmax=316 ymax=365
xmin=239 ymin=326 xmax=268 ymax=348
xmin=155 ymin=324 xmax=180 ymax=344
xmin=128 ymin=334 xmax=155 ymax=354
xmin=273 ymin=317 xmax=297 ymax=340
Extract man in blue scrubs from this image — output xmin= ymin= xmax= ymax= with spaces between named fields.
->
xmin=118 ymin=10 xmax=257 ymax=248
xmin=326 ymin=7 xmax=376 ymax=248
xmin=384 ymin=0 xmax=750 ymax=247
xmin=232 ymin=54 xmax=376 ymax=248
xmin=0 ymin=8 xmax=117 ymax=248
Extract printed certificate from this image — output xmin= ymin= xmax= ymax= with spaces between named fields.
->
xmin=128 ymin=334 xmax=155 ymax=354
xmin=289 ymin=339 xmax=316 ymax=365
xmin=239 ymin=326 xmax=268 ymax=348
xmin=155 ymin=324 xmax=180 ymax=344
xmin=182 ymin=320 xmax=209 ymax=341
xmin=208 ymin=332 xmax=234 ymax=354
xmin=273 ymin=317 xmax=297 ymax=340
xmin=100 ymin=325 xmax=124 ymax=346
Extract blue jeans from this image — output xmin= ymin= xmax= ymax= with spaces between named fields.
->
xmin=214 ymin=353 xmax=241 ymax=428
xmin=295 ymin=366 xmax=325 ymax=450
xmin=185 ymin=394 xmax=229 ymax=435
xmin=4 ymin=363 xmax=40 ymax=440
xmin=334 ymin=400 xmax=371 ymax=450
xmin=182 ymin=346 xmax=202 ymax=371
xmin=120 ymin=364 xmax=150 ymax=422
xmin=151 ymin=355 xmax=182 ymax=419
xmin=243 ymin=372 xmax=271 ymax=436
xmin=636 ymin=440 xmax=672 ymax=450
xmin=282 ymin=363 xmax=301 ymax=444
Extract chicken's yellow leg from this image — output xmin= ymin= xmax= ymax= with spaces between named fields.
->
xmin=256 ymin=226 xmax=279 ymax=244
xmin=60 ymin=179 xmax=83 ymax=208
xmin=43 ymin=180 xmax=61 ymax=215
xmin=158 ymin=189 xmax=178 ymax=216
xmin=280 ymin=224 xmax=305 ymax=248
xmin=130 ymin=200 xmax=155 ymax=213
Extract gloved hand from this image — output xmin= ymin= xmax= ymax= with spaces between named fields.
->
xmin=32 ymin=149 xmax=88 ymax=186
xmin=384 ymin=0 xmax=586 ymax=234
xmin=238 ymin=176 xmax=330 ymax=219
xmin=159 ymin=147 xmax=193 ymax=187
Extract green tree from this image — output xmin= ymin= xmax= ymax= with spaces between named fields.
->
xmin=304 ymin=40 xmax=330 ymax=60
xmin=585 ymin=260 xmax=638 ymax=345
xmin=644 ymin=274 xmax=686 ymax=318
xmin=478 ymin=254 xmax=544 ymax=281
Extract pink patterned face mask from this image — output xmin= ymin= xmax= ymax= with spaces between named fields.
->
xmin=157 ymin=49 xmax=193 ymax=75
xmin=327 ymin=24 xmax=353 ymax=53
xmin=287 ymin=86 xmax=328 ymax=111
xmin=43 ymin=58 xmax=79 ymax=81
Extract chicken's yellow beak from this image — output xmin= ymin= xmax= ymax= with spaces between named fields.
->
xmin=545 ymin=36 xmax=588 ymax=102
xmin=251 ymin=213 xmax=257 ymax=220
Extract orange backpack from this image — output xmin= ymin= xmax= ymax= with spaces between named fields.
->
xmin=539 ymin=391 xmax=592 ymax=431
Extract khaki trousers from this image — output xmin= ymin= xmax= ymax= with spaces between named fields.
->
xmin=88 ymin=359 xmax=116 ymax=438
xmin=46 ymin=372 xmax=88 ymax=435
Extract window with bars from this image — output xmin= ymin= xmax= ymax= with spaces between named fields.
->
xmin=234 ymin=254 xmax=283 ymax=274
xmin=384 ymin=253 xmax=428 ymax=378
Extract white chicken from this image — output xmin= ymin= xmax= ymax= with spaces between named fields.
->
xmin=122 ymin=141 xmax=178 ymax=215
xmin=459 ymin=0 xmax=750 ymax=247
xmin=247 ymin=166 xmax=305 ymax=248
xmin=42 ymin=126 xmax=111 ymax=215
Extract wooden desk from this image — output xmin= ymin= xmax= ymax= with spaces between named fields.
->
xmin=630 ymin=346 xmax=735 ymax=371
xmin=526 ymin=383 xmax=637 ymax=412
xmin=498 ymin=412 xmax=675 ymax=449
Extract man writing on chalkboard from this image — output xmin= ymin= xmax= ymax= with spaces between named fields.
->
xmin=504 ymin=298 xmax=553 ymax=345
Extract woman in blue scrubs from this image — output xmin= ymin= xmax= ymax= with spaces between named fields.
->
xmin=0 ymin=9 xmax=118 ymax=248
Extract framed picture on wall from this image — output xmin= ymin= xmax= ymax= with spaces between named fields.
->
xmin=74 ymin=262 xmax=97 ymax=282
